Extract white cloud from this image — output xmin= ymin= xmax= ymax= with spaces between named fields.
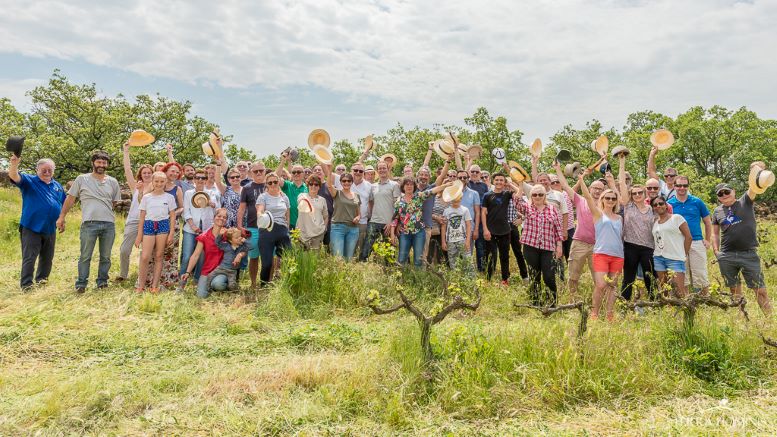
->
xmin=0 ymin=0 xmax=775 ymax=152
xmin=0 ymin=78 xmax=44 ymax=110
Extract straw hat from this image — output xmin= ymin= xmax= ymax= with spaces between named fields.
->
xmin=650 ymin=129 xmax=674 ymax=150
xmin=257 ymin=212 xmax=275 ymax=231
xmin=379 ymin=153 xmax=398 ymax=167
xmin=312 ymin=145 xmax=334 ymax=165
xmin=364 ymin=135 xmax=375 ymax=150
xmin=456 ymin=142 xmax=470 ymax=156
xmin=191 ymin=191 xmax=211 ymax=209
xmin=590 ymin=135 xmax=609 ymax=155
xmin=467 ymin=144 xmax=483 ymax=160
xmin=442 ymin=180 xmax=464 ymax=203
xmin=5 ymin=135 xmax=24 ymax=157
xmin=297 ymin=196 xmax=314 ymax=214
xmin=127 ymin=129 xmax=155 ymax=147
xmin=208 ymin=129 xmax=223 ymax=156
xmin=530 ymin=138 xmax=543 ymax=158
xmin=749 ymin=161 xmax=775 ymax=195
xmin=564 ymin=162 xmax=582 ymax=179
xmin=202 ymin=141 xmax=222 ymax=158
xmin=611 ymin=145 xmax=630 ymax=158
xmin=492 ymin=147 xmax=506 ymax=164
xmin=308 ymin=129 xmax=331 ymax=149
xmin=434 ymin=139 xmax=456 ymax=161
xmin=508 ymin=161 xmax=530 ymax=184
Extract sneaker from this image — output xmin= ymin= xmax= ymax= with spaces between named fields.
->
xmin=76 ymin=287 xmax=86 ymax=294
xmin=21 ymin=285 xmax=34 ymax=292
xmin=36 ymin=279 xmax=48 ymax=286
xmin=97 ymin=283 xmax=109 ymax=289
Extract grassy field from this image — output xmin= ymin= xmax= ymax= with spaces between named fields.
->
xmin=1 ymin=187 xmax=776 ymax=435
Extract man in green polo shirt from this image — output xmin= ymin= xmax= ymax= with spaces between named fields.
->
xmin=276 ymin=151 xmax=308 ymax=229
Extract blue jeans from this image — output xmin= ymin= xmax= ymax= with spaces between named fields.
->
xmin=359 ymin=222 xmax=386 ymax=261
xmin=180 ymin=231 xmax=204 ymax=280
xmin=76 ymin=221 xmax=116 ymax=289
xmin=399 ymin=230 xmax=426 ymax=267
xmin=330 ymin=223 xmax=360 ymax=260
xmin=196 ymin=273 xmax=228 ymax=298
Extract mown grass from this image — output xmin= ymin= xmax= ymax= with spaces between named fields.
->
xmin=1 ymin=187 xmax=776 ymax=435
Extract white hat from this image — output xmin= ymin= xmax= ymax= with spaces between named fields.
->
xmin=492 ymin=147 xmax=506 ymax=164
xmin=298 ymin=196 xmax=313 ymax=214
xmin=442 ymin=180 xmax=464 ymax=203
xmin=312 ymin=145 xmax=333 ymax=165
xmin=650 ymin=129 xmax=675 ymax=150
xmin=257 ymin=212 xmax=275 ymax=231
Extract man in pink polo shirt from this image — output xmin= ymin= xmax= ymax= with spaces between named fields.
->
xmin=553 ymin=164 xmax=603 ymax=297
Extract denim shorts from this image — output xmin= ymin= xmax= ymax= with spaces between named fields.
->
xmin=653 ymin=255 xmax=686 ymax=273
xmin=143 ymin=219 xmax=170 ymax=236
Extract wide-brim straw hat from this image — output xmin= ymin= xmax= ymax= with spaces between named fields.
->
xmin=202 ymin=141 xmax=222 ymax=157
xmin=5 ymin=135 xmax=24 ymax=157
xmin=564 ymin=162 xmax=582 ymax=178
xmin=208 ymin=129 xmax=223 ymax=156
xmin=308 ymin=129 xmax=331 ymax=149
xmin=298 ymin=196 xmax=313 ymax=214
xmin=434 ymin=139 xmax=455 ymax=161
xmin=508 ymin=161 xmax=530 ymax=184
xmin=650 ymin=129 xmax=675 ymax=150
xmin=364 ymin=135 xmax=375 ymax=150
xmin=467 ymin=144 xmax=483 ymax=160
xmin=313 ymin=145 xmax=334 ymax=165
xmin=611 ymin=145 xmax=630 ymax=158
xmin=749 ymin=161 xmax=775 ymax=195
xmin=442 ymin=180 xmax=464 ymax=203
xmin=530 ymin=138 xmax=543 ymax=157
xmin=191 ymin=191 xmax=211 ymax=209
xmin=257 ymin=212 xmax=275 ymax=231
xmin=590 ymin=135 xmax=609 ymax=155
xmin=379 ymin=153 xmax=398 ymax=167
xmin=127 ymin=129 xmax=155 ymax=147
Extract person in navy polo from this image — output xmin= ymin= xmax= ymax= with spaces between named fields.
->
xmin=8 ymin=154 xmax=66 ymax=290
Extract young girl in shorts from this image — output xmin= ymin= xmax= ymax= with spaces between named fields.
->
xmin=135 ymin=171 xmax=177 ymax=293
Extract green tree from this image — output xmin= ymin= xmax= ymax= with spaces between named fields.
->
xmin=464 ymin=107 xmax=524 ymax=172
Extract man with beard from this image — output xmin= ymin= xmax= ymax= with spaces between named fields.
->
xmin=179 ymin=163 xmax=196 ymax=192
xmin=9 ymin=154 xmax=66 ymax=291
xmin=416 ymin=166 xmax=436 ymax=259
xmin=237 ymin=161 xmax=267 ymax=287
xmin=468 ymin=164 xmax=489 ymax=271
xmin=57 ymin=150 xmax=122 ymax=293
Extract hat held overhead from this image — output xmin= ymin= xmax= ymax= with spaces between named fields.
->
xmin=5 ymin=135 xmax=25 ymax=157
xmin=127 ymin=129 xmax=155 ymax=147
xmin=749 ymin=161 xmax=775 ymax=195
xmin=308 ymin=129 xmax=331 ymax=149
xmin=530 ymin=138 xmax=543 ymax=158
xmin=650 ymin=129 xmax=674 ymax=150
xmin=313 ymin=145 xmax=333 ymax=165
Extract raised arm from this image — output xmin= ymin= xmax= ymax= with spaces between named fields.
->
xmin=276 ymin=152 xmax=288 ymax=181
xmin=617 ymin=155 xmax=628 ymax=206
xmin=530 ymin=154 xmax=539 ymax=182
xmin=434 ymin=158 xmax=451 ymax=187
xmin=166 ymin=143 xmax=176 ymax=163
xmin=552 ymin=160 xmax=575 ymax=199
xmin=647 ymin=145 xmax=659 ymax=181
xmin=325 ymin=164 xmax=337 ymax=197
xmin=8 ymin=154 xmax=21 ymax=184
xmin=123 ymin=142 xmax=137 ymax=192
xmin=578 ymin=173 xmax=601 ymax=222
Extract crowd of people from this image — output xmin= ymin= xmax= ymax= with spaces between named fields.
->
xmin=6 ymin=132 xmax=774 ymax=320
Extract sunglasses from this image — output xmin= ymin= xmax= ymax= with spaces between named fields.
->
xmin=266 ymin=180 xmax=279 ymax=186
xmin=341 ymin=179 xmax=353 ymax=183
xmin=550 ymin=181 xmax=560 ymax=185
xmin=252 ymin=169 xmax=266 ymax=174
xmin=237 ymin=165 xmax=248 ymax=169
xmin=352 ymin=169 xmax=364 ymax=173
xmin=604 ymin=196 xmax=617 ymax=201
xmin=292 ymin=170 xmax=303 ymax=174
xmin=470 ymin=170 xmax=480 ymax=174
xmin=195 ymin=176 xmax=207 ymax=180
xmin=664 ymin=174 xmax=677 ymax=178
xmin=228 ymin=175 xmax=241 ymax=180
xmin=674 ymin=184 xmax=689 ymax=188
xmin=646 ymin=186 xmax=660 ymax=191
xmin=336 ymin=168 xmax=346 ymax=172
xmin=631 ymin=191 xmax=644 ymax=196
xmin=458 ymin=176 xmax=469 ymax=181
xmin=531 ymin=193 xmax=545 ymax=198
xmin=717 ymin=189 xmax=732 ymax=197
xmin=653 ymin=202 xmax=666 ymax=207
xmin=308 ymin=183 xmax=320 ymax=187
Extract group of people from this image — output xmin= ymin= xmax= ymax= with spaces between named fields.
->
xmin=7 ymin=134 xmax=774 ymax=320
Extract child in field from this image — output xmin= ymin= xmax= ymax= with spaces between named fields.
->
xmin=441 ymin=193 xmax=473 ymax=273
xmin=206 ymin=228 xmax=249 ymax=291
xmin=135 ymin=171 xmax=176 ymax=293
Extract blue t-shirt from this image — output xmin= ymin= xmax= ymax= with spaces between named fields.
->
xmin=13 ymin=173 xmax=67 ymax=235
xmin=460 ymin=187 xmax=481 ymax=225
xmin=668 ymin=195 xmax=709 ymax=241
xmin=468 ymin=181 xmax=489 ymax=202
xmin=419 ymin=183 xmax=436 ymax=228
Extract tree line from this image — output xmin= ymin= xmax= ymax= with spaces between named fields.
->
xmin=2 ymin=71 xmax=775 ymax=204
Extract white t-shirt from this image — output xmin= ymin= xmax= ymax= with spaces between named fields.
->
xmin=140 ymin=192 xmax=176 ymax=221
xmin=443 ymin=205 xmax=471 ymax=244
xmin=652 ymin=214 xmax=687 ymax=261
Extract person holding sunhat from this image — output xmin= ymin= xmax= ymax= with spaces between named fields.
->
xmin=390 ymin=178 xmax=449 ymax=267
xmin=255 ymin=172 xmax=291 ymax=286
xmin=711 ymin=162 xmax=774 ymax=315
xmin=180 ymin=168 xmax=216 ymax=282
xmin=441 ymin=181 xmax=474 ymax=272
xmin=296 ymin=174 xmax=328 ymax=250
xmin=7 ymin=137 xmax=67 ymax=290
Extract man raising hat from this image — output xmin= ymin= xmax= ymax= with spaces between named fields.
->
xmin=711 ymin=163 xmax=773 ymax=315
xmin=8 ymin=153 xmax=66 ymax=291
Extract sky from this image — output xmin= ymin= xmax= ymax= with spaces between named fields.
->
xmin=1 ymin=0 xmax=776 ymax=158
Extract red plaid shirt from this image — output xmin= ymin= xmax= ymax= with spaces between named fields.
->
xmin=515 ymin=198 xmax=564 ymax=251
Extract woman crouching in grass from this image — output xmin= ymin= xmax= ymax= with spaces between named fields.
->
xmin=135 ymin=171 xmax=176 ymax=293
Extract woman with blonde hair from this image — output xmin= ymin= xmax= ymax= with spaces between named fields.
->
xmin=579 ymin=170 xmax=623 ymax=321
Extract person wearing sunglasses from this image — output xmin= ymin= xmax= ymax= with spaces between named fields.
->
xmin=296 ymin=174 xmax=328 ymax=250
xmin=711 ymin=182 xmax=772 ymax=315
xmin=647 ymin=146 xmax=679 ymax=200
xmin=275 ymin=150 xmax=308 ymax=229
xmin=342 ymin=162 xmax=372 ymax=258
xmin=651 ymin=195 xmax=692 ymax=298
xmin=180 ymin=168 xmax=217 ymax=283
xmin=616 ymin=153 xmax=656 ymax=302
xmin=256 ymin=172 xmax=291 ymax=286
xmin=579 ymin=171 xmax=623 ymax=322
xmin=468 ymin=164 xmax=489 ymax=272
xmin=390 ymin=178 xmax=450 ymax=267
xmin=325 ymin=165 xmax=362 ymax=260
xmin=359 ymin=161 xmax=401 ymax=261
xmin=237 ymin=162 xmax=267 ymax=287
xmin=667 ymin=175 xmax=712 ymax=295
xmin=511 ymin=181 xmax=564 ymax=306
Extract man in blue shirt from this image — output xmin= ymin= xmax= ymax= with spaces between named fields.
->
xmin=8 ymin=154 xmax=66 ymax=290
xmin=668 ymin=175 xmax=712 ymax=294
xmin=467 ymin=164 xmax=489 ymax=272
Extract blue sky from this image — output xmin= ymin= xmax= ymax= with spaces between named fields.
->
xmin=1 ymin=0 xmax=776 ymax=158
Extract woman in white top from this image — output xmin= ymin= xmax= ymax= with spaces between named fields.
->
xmin=256 ymin=172 xmax=291 ymax=286
xmin=118 ymin=143 xmax=153 ymax=282
xmin=179 ymin=168 xmax=216 ymax=281
xmin=296 ymin=174 xmax=328 ymax=250
xmin=650 ymin=196 xmax=692 ymax=297
xmin=135 ymin=172 xmax=177 ymax=293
